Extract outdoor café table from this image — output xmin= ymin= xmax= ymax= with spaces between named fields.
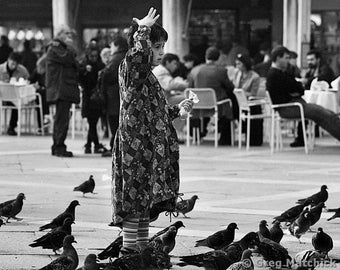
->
xmin=0 ymin=82 xmax=36 ymax=106
xmin=303 ymin=89 xmax=339 ymax=113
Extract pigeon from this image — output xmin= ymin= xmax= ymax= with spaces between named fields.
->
xmin=312 ymin=227 xmax=333 ymax=258
xmin=269 ymin=221 xmax=283 ymax=244
xmin=149 ymin=221 xmax=185 ymax=242
xmin=221 ymin=232 xmax=260 ymax=263
xmin=175 ymin=195 xmax=199 ymax=218
xmin=226 ymin=249 xmax=253 ymax=270
xmin=296 ymin=185 xmax=328 ymax=206
xmin=326 ymin=207 xmax=340 ymax=221
xmin=39 ymin=235 xmax=78 ymax=270
xmin=293 ymin=249 xmax=325 ymax=270
xmin=39 ymin=200 xmax=80 ymax=231
xmin=157 ymin=225 xmax=178 ymax=254
xmin=97 ymin=235 xmax=123 ymax=260
xmin=73 ymin=175 xmax=96 ymax=197
xmin=289 ymin=207 xmax=312 ymax=243
xmin=256 ymin=232 xmax=292 ymax=268
xmin=258 ymin=220 xmax=271 ymax=239
xmin=76 ymin=254 xmax=100 ymax=270
xmin=178 ymin=249 xmax=233 ymax=270
xmin=273 ymin=204 xmax=306 ymax=225
xmin=310 ymin=202 xmax=325 ymax=227
xmin=30 ymin=217 xmax=74 ymax=254
xmin=195 ymin=222 xmax=239 ymax=249
xmin=0 ymin=193 xmax=25 ymax=222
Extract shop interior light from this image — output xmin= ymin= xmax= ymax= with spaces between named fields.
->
xmin=8 ymin=30 xmax=16 ymax=40
xmin=17 ymin=30 xmax=25 ymax=40
xmin=26 ymin=30 xmax=34 ymax=40
xmin=35 ymin=30 xmax=44 ymax=40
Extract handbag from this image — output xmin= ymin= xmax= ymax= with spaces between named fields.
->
xmin=90 ymin=87 xmax=105 ymax=107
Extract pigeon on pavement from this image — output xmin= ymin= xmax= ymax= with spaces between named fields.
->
xmin=326 ymin=207 xmax=340 ymax=221
xmin=76 ymin=254 xmax=100 ymax=270
xmin=310 ymin=202 xmax=325 ymax=227
xmin=256 ymin=232 xmax=291 ymax=268
xmin=289 ymin=207 xmax=312 ymax=243
xmin=30 ymin=217 xmax=74 ymax=254
xmin=156 ymin=225 xmax=178 ymax=254
xmin=0 ymin=193 xmax=25 ymax=222
xmin=293 ymin=249 xmax=325 ymax=270
xmin=296 ymin=185 xmax=328 ymax=206
xmin=269 ymin=221 xmax=283 ymax=244
xmin=273 ymin=204 xmax=306 ymax=225
xmin=175 ymin=195 xmax=199 ymax=218
xmin=97 ymin=235 xmax=123 ymax=261
xmin=39 ymin=235 xmax=78 ymax=270
xmin=258 ymin=220 xmax=271 ymax=239
xmin=149 ymin=221 xmax=185 ymax=242
xmin=73 ymin=175 xmax=96 ymax=197
xmin=39 ymin=200 xmax=80 ymax=231
xmin=312 ymin=227 xmax=333 ymax=258
xmin=195 ymin=222 xmax=239 ymax=250
xmin=178 ymin=249 xmax=233 ymax=270
xmin=226 ymin=249 xmax=253 ymax=270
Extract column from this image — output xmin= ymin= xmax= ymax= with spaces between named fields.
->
xmin=162 ymin=0 xmax=190 ymax=59
xmin=283 ymin=0 xmax=311 ymax=67
xmin=52 ymin=0 xmax=70 ymax=36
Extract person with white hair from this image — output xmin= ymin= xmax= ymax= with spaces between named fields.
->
xmin=46 ymin=25 xmax=79 ymax=157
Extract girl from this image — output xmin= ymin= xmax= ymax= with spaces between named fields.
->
xmin=111 ymin=8 xmax=193 ymax=255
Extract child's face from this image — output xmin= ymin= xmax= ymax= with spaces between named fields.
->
xmin=151 ymin=39 xmax=166 ymax=66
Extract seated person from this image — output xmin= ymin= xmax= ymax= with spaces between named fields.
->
xmin=173 ymin=53 xmax=199 ymax=80
xmin=266 ymin=46 xmax=340 ymax=146
xmin=301 ymin=49 xmax=335 ymax=90
xmin=0 ymin=52 xmax=29 ymax=135
xmin=187 ymin=46 xmax=238 ymax=145
xmin=232 ymin=54 xmax=263 ymax=146
xmin=152 ymin=53 xmax=188 ymax=105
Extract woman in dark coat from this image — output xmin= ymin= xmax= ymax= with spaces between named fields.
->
xmin=79 ymin=46 xmax=107 ymax=154
xmin=111 ymin=8 xmax=193 ymax=254
xmin=100 ymin=36 xmax=128 ymax=157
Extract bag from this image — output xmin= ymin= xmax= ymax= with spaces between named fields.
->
xmin=90 ymin=87 xmax=105 ymax=107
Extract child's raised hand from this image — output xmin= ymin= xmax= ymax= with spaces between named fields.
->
xmin=133 ymin=7 xmax=160 ymax=27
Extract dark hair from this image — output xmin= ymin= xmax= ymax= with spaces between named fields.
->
xmin=289 ymin=51 xmax=298 ymax=59
xmin=8 ymin=52 xmax=21 ymax=63
xmin=161 ymin=53 xmax=179 ymax=66
xmin=271 ymin=46 xmax=290 ymax=62
xmin=0 ymin=35 xmax=9 ymax=44
xmin=111 ymin=36 xmax=128 ymax=51
xmin=205 ymin=47 xmax=220 ymax=61
xmin=236 ymin=53 xmax=253 ymax=70
xmin=23 ymin=40 xmax=31 ymax=50
xmin=183 ymin=53 xmax=198 ymax=64
xmin=307 ymin=49 xmax=321 ymax=59
xmin=127 ymin=22 xmax=168 ymax=48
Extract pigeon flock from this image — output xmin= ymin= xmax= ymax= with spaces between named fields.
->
xmin=0 ymin=179 xmax=339 ymax=270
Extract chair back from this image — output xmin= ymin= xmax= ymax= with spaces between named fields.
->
xmin=265 ymin=91 xmax=273 ymax=106
xmin=257 ymin=77 xmax=267 ymax=97
xmin=184 ymin=88 xmax=217 ymax=109
xmin=233 ymin=88 xmax=249 ymax=109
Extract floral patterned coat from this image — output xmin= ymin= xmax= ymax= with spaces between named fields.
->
xmin=111 ymin=25 xmax=181 ymax=225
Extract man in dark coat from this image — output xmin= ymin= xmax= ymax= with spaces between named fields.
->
xmin=46 ymin=25 xmax=80 ymax=157
xmin=0 ymin=35 xmax=13 ymax=64
xmin=101 ymin=36 xmax=128 ymax=157
xmin=187 ymin=46 xmax=237 ymax=145
xmin=302 ymin=49 xmax=335 ymax=90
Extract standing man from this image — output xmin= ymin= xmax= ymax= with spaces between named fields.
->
xmin=0 ymin=52 xmax=29 ymax=135
xmin=302 ymin=49 xmax=335 ymax=90
xmin=188 ymin=46 xmax=237 ymax=145
xmin=46 ymin=25 xmax=80 ymax=157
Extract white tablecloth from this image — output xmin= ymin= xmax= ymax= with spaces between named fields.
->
xmin=303 ymin=90 xmax=339 ymax=113
xmin=0 ymin=83 xmax=36 ymax=106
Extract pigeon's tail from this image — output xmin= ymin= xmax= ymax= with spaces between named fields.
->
xmin=73 ymin=186 xmax=80 ymax=192
xmin=194 ymin=239 xmax=207 ymax=247
xmin=326 ymin=208 xmax=338 ymax=212
xmin=327 ymin=215 xmax=335 ymax=221
xmin=39 ymin=223 xmax=52 ymax=231
xmin=272 ymin=216 xmax=283 ymax=223
xmin=296 ymin=199 xmax=306 ymax=205
xmin=97 ymin=251 xmax=109 ymax=260
xmin=179 ymin=254 xmax=203 ymax=267
xmin=29 ymin=242 xmax=40 ymax=248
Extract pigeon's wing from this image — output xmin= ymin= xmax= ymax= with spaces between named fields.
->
xmin=0 ymin=202 xmax=13 ymax=216
xmin=150 ymin=226 xmax=169 ymax=242
xmin=97 ymin=236 xmax=123 ymax=260
xmin=175 ymin=200 xmax=189 ymax=212
xmin=0 ymin=198 xmax=15 ymax=209
xmin=39 ymin=256 xmax=73 ymax=270
xmin=74 ymin=181 xmax=90 ymax=192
